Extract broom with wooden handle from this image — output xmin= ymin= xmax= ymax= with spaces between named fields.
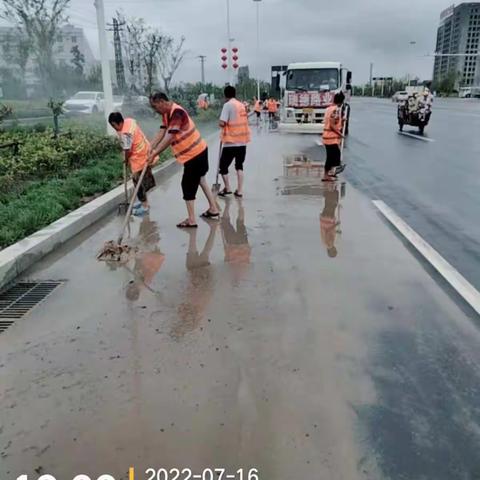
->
xmin=97 ymin=162 xmax=150 ymax=261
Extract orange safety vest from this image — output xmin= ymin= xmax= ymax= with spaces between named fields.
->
xmin=120 ymin=118 xmax=150 ymax=173
xmin=322 ymin=105 xmax=343 ymax=145
xmin=221 ymin=98 xmax=251 ymax=145
xmin=164 ymin=103 xmax=207 ymax=164
xmin=254 ymin=100 xmax=262 ymax=113
xmin=267 ymin=99 xmax=278 ymax=113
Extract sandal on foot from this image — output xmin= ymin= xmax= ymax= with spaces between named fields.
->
xmin=218 ymin=189 xmax=232 ymax=197
xmin=200 ymin=210 xmax=220 ymax=219
xmin=177 ymin=220 xmax=198 ymax=228
xmin=234 ymin=191 xmax=243 ymax=198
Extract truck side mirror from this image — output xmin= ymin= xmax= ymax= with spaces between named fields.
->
xmin=346 ymin=71 xmax=352 ymax=85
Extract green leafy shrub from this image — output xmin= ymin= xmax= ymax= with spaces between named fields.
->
xmin=0 ymin=128 xmax=120 ymax=181
xmin=0 ymin=149 xmax=171 ymax=248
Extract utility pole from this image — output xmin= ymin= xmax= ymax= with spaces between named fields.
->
xmin=94 ymin=0 xmax=114 ymax=133
xmin=198 ymin=55 xmax=206 ymax=85
xmin=369 ymin=62 xmax=373 ymax=87
xmin=254 ymin=0 xmax=262 ymax=100
xmin=107 ymin=17 xmax=126 ymax=93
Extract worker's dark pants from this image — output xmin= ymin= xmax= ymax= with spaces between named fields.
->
xmin=133 ymin=167 xmax=155 ymax=203
xmin=324 ymin=144 xmax=341 ymax=173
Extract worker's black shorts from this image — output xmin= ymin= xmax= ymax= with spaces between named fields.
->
xmin=255 ymin=111 xmax=261 ymax=118
xmin=268 ymin=112 xmax=275 ymax=119
xmin=182 ymin=148 xmax=209 ymax=201
xmin=132 ymin=166 xmax=156 ymax=203
xmin=324 ymin=144 xmax=341 ymax=172
xmin=219 ymin=146 xmax=247 ymax=175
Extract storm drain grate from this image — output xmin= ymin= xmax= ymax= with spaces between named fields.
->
xmin=0 ymin=281 xmax=63 ymax=333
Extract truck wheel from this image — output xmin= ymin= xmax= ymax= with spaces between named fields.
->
xmin=419 ymin=125 xmax=425 ymax=135
xmin=399 ymin=121 xmax=404 ymax=132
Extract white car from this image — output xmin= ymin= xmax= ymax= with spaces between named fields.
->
xmin=64 ymin=91 xmax=105 ymax=115
xmin=392 ymin=91 xmax=409 ymax=103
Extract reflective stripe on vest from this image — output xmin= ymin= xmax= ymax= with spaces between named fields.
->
xmin=221 ymin=99 xmax=251 ymax=144
xmin=322 ymin=105 xmax=342 ymax=145
xmin=166 ymin=103 xmax=207 ymax=164
xmin=121 ymin=118 xmax=150 ymax=172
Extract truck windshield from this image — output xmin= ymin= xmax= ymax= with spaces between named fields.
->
xmin=286 ymin=69 xmax=338 ymax=91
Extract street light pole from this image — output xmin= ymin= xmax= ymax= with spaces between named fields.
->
xmin=94 ymin=0 xmax=114 ymax=134
xmin=254 ymin=0 xmax=262 ymax=100
xmin=226 ymin=0 xmax=233 ymax=85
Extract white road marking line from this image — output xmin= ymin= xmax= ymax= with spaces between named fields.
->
xmin=373 ymin=200 xmax=480 ymax=316
xmin=398 ymin=131 xmax=435 ymax=142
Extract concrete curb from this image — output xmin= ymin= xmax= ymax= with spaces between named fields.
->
xmin=0 ymin=158 xmax=179 ymax=292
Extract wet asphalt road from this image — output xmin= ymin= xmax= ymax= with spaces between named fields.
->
xmin=1 ymin=120 xmax=480 ymax=479
xmin=341 ymin=97 xmax=480 ymax=290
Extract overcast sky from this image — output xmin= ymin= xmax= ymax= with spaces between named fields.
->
xmin=10 ymin=0 xmax=459 ymax=85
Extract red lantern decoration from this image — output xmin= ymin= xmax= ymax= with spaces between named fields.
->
xmin=221 ymin=55 xmax=228 ymax=61
xmin=232 ymin=47 xmax=238 ymax=53
xmin=221 ymin=48 xmax=227 ymax=53
xmin=232 ymin=55 xmax=239 ymax=61
xmin=222 ymin=64 xmax=228 ymax=69
xmin=233 ymin=63 xmax=239 ymax=69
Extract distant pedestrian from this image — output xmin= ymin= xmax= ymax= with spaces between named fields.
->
xmin=218 ymin=85 xmax=251 ymax=198
xmin=147 ymin=91 xmax=220 ymax=228
xmin=253 ymin=96 xmax=262 ymax=126
xmin=267 ymin=97 xmax=278 ymax=125
xmin=321 ymin=92 xmax=345 ymax=182
xmin=108 ymin=112 xmax=156 ymax=216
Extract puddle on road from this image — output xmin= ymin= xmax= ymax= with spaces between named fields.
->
xmin=97 ymin=203 xmax=252 ymax=342
xmin=279 ymin=153 xmax=348 ymax=259
xmin=279 ymin=153 xmax=347 ymax=198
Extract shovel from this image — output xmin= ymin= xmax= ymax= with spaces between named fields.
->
xmin=97 ymin=163 xmax=150 ymax=262
xmin=117 ymin=163 xmax=130 ymax=215
xmin=212 ymin=141 xmax=223 ymax=193
xmin=335 ymin=104 xmax=350 ymax=175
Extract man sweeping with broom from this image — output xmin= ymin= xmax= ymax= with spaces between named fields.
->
xmin=147 ymin=91 xmax=220 ymax=228
xmin=109 ymin=112 xmax=156 ymax=216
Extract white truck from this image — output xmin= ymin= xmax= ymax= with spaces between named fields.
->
xmin=279 ymin=62 xmax=352 ymax=134
xmin=459 ymin=87 xmax=480 ymax=98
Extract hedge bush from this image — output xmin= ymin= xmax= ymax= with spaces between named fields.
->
xmin=0 ymin=149 xmax=171 ymax=248
xmin=0 ymin=128 xmax=119 ymax=181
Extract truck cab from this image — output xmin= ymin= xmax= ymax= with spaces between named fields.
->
xmin=279 ymin=62 xmax=352 ymax=134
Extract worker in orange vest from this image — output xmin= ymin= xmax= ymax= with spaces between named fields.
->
xmin=267 ymin=97 xmax=278 ymax=119
xmin=253 ymin=96 xmax=262 ymax=125
xmin=321 ymin=92 xmax=345 ymax=182
xmin=148 ymin=91 xmax=220 ymax=228
xmin=109 ymin=111 xmax=156 ymax=216
xmin=218 ymin=85 xmax=251 ymax=198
